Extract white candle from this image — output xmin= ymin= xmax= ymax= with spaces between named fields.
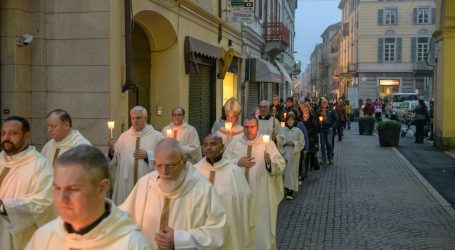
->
xmin=166 ymin=129 xmax=173 ymax=138
xmin=107 ymin=121 xmax=115 ymax=139
xmin=280 ymin=122 xmax=285 ymax=128
xmin=283 ymin=112 xmax=287 ymax=118
xmin=319 ymin=116 xmax=323 ymax=122
xmin=263 ymin=135 xmax=270 ymax=144
xmin=225 ymin=122 xmax=232 ymax=131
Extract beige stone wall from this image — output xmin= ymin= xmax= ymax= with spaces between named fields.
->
xmin=1 ymin=0 xmax=111 ymax=150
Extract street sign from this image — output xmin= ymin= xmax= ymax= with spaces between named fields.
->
xmin=230 ymin=0 xmax=254 ymax=23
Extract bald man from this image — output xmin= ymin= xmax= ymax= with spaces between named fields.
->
xmin=120 ymin=139 xmax=226 ymax=249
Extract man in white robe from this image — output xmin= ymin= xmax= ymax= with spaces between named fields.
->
xmin=258 ymin=100 xmax=281 ymax=142
xmin=108 ymin=106 xmax=164 ymax=204
xmin=120 ymin=139 xmax=226 ymax=250
xmin=216 ymin=97 xmax=243 ymax=147
xmin=41 ymin=109 xmax=91 ymax=164
xmin=277 ymin=116 xmax=305 ymax=200
xmin=26 ymin=145 xmax=151 ymax=250
xmin=195 ymin=134 xmax=253 ymax=250
xmin=0 ymin=116 xmax=56 ymax=250
xmin=161 ymin=107 xmax=201 ymax=164
xmin=224 ymin=116 xmax=285 ymax=250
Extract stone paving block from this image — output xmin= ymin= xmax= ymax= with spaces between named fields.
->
xmin=277 ymin=122 xmax=455 ymax=249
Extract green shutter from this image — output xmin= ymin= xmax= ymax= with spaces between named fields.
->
xmin=429 ymin=38 xmax=436 ymax=64
xmin=413 ymin=8 xmax=417 ymax=24
xmin=394 ymin=8 xmax=398 ymax=25
xmin=378 ymin=38 xmax=384 ymax=63
xmin=411 ymin=37 xmax=416 ymax=62
xmin=396 ymin=38 xmax=402 ymax=62
xmin=378 ymin=9 xmax=383 ymax=25
xmin=431 ymin=8 xmax=436 ymax=24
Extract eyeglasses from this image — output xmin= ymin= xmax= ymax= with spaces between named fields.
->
xmin=154 ymin=158 xmax=183 ymax=170
xmin=172 ymin=114 xmax=184 ymax=117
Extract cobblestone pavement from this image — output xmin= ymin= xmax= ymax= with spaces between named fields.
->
xmin=276 ymin=122 xmax=455 ymax=249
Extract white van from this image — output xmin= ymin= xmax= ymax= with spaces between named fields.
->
xmin=384 ymin=93 xmax=419 ymax=119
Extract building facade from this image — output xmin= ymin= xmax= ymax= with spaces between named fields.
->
xmin=338 ymin=0 xmax=436 ymax=104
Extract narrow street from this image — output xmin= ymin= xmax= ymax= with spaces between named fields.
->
xmin=277 ymin=122 xmax=455 ymax=249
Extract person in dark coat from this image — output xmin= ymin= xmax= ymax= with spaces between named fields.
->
xmin=300 ymin=102 xmax=320 ymax=178
xmin=412 ymin=99 xmax=429 ymax=143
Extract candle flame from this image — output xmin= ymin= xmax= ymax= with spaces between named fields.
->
xmin=225 ymin=122 xmax=233 ymax=131
xmin=107 ymin=121 xmax=115 ymax=129
xmin=263 ymin=135 xmax=270 ymax=144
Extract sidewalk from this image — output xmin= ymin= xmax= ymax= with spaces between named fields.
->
xmin=276 ymin=121 xmax=455 ymax=249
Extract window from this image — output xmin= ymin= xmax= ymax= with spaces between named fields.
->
xmin=384 ymin=9 xmax=397 ymax=25
xmin=417 ymin=37 xmax=429 ymax=61
xmin=417 ymin=8 xmax=430 ymax=24
xmin=384 ymin=38 xmax=395 ymax=62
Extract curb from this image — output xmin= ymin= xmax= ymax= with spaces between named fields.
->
xmin=392 ymin=147 xmax=455 ymax=219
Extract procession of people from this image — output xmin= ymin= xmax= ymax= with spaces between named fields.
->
xmin=1 ymin=96 xmax=346 ymax=250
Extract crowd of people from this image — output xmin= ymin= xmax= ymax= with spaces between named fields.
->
xmin=1 ymin=95 xmax=353 ymax=250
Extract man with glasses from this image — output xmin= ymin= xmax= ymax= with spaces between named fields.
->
xmin=108 ymin=106 xmax=164 ymax=204
xmin=270 ymin=95 xmax=285 ymax=121
xmin=161 ymin=107 xmax=201 ymax=164
xmin=120 ymin=138 xmax=227 ymax=249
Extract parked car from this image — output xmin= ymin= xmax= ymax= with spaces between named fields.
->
xmin=384 ymin=93 xmax=419 ymax=119
xmin=397 ymin=100 xmax=430 ymax=123
xmin=396 ymin=100 xmax=419 ymax=122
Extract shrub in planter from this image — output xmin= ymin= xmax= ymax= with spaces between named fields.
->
xmin=359 ymin=116 xmax=375 ymax=135
xmin=377 ymin=121 xmax=401 ymax=146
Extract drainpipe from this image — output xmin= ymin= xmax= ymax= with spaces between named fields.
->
xmin=122 ymin=0 xmax=139 ymax=105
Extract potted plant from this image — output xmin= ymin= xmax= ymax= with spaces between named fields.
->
xmin=359 ymin=116 xmax=375 ymax=135
xmin=377 ymin=121 xmax=401 ymax=146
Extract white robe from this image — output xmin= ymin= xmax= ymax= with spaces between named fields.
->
xmin=195 ymin=157 xmax=253 ymax=250
xmin=258 ymin=116 xmax=281 ymax=139
xmin=41 ymin=130 xmax=91 ymax=165
xmin=0 ymin=146 xmax=57 ymax=250
xmin=110 ymin=124 xmax=164 ymax=205
xmin=120 ymin=164 xmax=226 ymax=250
xmin=161 ymin=122 xmax=202 ymax=164
xmin=224 ymin=135 xmax=285 ymax=250
xmin=216 ymin=124 xmax=243 ymax=147
xmin=25 ymin=199 xmax=151 ymax=250
xmin=277 ymin=127 xmax=305 ymax=192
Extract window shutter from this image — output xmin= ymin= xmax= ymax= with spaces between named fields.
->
xmin=411 ymin=37 xmax=416 ymax=62
xmin=394 ymin=8 xmax=398 ymax=25
xmin=378 ymin=9 xmax=383 ymax=25
xmin=396 ymin=38 xmax=402 ymax=62
xmin=431 ymin=8 xmax=436 ymax=24
xmin=429 ymin=38 xmax=436 ymax=64
xmin=413 ymin=8 xmax=417 ymax=24
xmin=378 ymin=38 xmax=384 ymax=63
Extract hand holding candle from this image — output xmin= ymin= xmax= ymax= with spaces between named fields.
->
xmin=263 ymin=135 xmax=270 ymax=144
xmin=225 ymin=122 xmax=232 ymax=131
xmin=166 ymin=129 xmax=173 ymax=138
xmin=107 ymin=121 xmax=115 ymax=139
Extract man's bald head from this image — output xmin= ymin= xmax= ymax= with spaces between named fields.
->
xmin=203 ymin=134 xmax=224 ymax=161
xmin=154 ymin=138 xmax=187 ymax=181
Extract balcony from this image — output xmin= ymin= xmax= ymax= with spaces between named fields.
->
xmin=413 ymin=61 xmax=434 ymax=72
xmin=262 ymin=22 xmax=290 ymax=58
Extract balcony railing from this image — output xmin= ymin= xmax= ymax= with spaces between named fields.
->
xmin=413 ymin=61 xmax=433 ymax=72
xmin=262 ymin=22 xmax=290 ymax=46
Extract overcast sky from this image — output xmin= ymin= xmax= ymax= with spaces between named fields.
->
xmin=294 ymin=0 xmax=342 ymax=71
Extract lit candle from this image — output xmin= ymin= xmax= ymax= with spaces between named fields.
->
xmin=319 ymin=116 xmax=323 ymax=122
xmin=166 ymin=129 xmax=173 ymax=138
xmin=280 ymin=122 xmax=285 ymax=128
xmin=263 ymin=135 xmax=270 ymax=144
xmin=225 ymin=122 xmax=232 ymax=131
xmin=107 ymin=121 xmax=115 ymax=139
xmin=283 ymin=112 xmax=287 ymax=119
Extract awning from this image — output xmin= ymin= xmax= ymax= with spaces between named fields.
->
xmin=184 ymin=36 xmax=222 ymax=74
xmin=275 ymin=60 xmax=293 ymax=84
xmin=248 ymin=57 xmax=281 ymax=83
